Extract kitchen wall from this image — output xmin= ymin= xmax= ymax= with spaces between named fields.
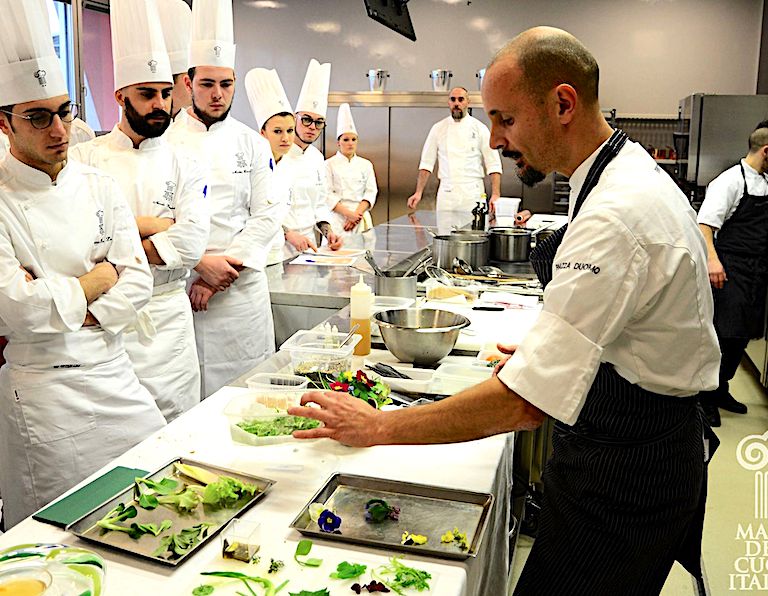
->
xmin=230 ymin=0 xmax=763 ymax=126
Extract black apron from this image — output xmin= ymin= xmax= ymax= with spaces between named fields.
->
xmin=712 ymin=163 xmax=768 ymax=339
xmin=514 ymin=131 xmax=714 ymax=595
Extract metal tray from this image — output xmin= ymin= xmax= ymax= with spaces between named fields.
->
xmin=289 ymin=473 xmax=493 ymax=560
xmin=67 ymin=458 xmax=275 ymax=567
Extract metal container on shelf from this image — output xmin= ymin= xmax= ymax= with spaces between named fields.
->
xmin=366 ymin=69 xmax=389 ymax=92
xmin=432 ymin=233 xmax=489 ymax=270
xmin=430 ymin=69 xmax=453 ymax=92
xmin=476 ymin=68 xmax=486 ymax=90
xmin=375 ymin=272 xmax=417 ymax=299
xmin=489 ymin=227 xmax=531 ymax=262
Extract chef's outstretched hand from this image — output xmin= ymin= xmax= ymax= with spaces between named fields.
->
xmin=407 ymin=192 xmax=422 ymax=210
xmin=195 ymin=255 xmax=240 ymax=291
xmin=188 ymin=278 xmax=217 ymax=311
xmin=285 ymin=230 xmax=317 ymax=252
xmin=492 ymin=342 xmax=518 ymax=376
xmin=326 ymin=231 xmax=343 ymax=251
xmin=708 ymin=256 xmax=727 ymax=289
xmin=288 ymin=391 xmax=381 ymax=447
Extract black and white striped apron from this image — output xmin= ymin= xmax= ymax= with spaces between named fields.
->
xmin=514 ymin=131 xmax=713 ymax=595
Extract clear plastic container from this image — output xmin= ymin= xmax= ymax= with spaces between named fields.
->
xmin=224 ymin=394 xmax=320 ymax=445
xmin=220 ymin=518 xmax=261 ymax=561
xmin=432 ymin=362 xmax=493 ymax=393
xmin=279 ymin=329 xmax=362 ymax=378
xmin=475 ymin=349 xmax=505 ymax=369
xmin=246 ymin=372 xmax=309 ymax=392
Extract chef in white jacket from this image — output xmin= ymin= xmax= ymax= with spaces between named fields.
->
xmin=157 ymin=0 xmax=192 ymax=119
xmin=283 ymin=59 xmax=340 ymax=257
xmin=0 ymin=132 xmax=7 ymax=158
xmin=0 ymin=0 xmax=165 ymax=527
xmin=326 ymin=103 xmax=377 ymax=239
xmin=70 ymin=0 xmax=209 ymax=422
xmin=166 ymin=0 xmax=280 ymax=397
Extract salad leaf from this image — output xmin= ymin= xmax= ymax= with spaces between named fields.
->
xmin=329 ymin=561 xmax=367 ymax=580
xmin=153 ymin=523 xmax=213 ymax=559
xmin=200 ymin=571 xmax=288 ymax=596
xmin=237 ymin=416 xmax=320 ymax=437
xmin=131 ymin=519 xmax=172 ymax=537
xmin=154 ymin=486 xmax=202 ymax=513
xmin=293 ymin=539 xmax=322 ymax=567
xmin=175 ymin=462 xmax=221 ymax=486
xmin=201 ymin=476 xmax=259 ymax=508
xmin=288 ymin=590 xmax=330 ymax=596
xmin=95 ymin=503 xmax=138 ymax=535
xmin=374 ymin=557 xmax=431 ymax=595
xmin=136 ymin=476 xmax=179 ymax=495
xmin=192 ymin=585 xmax=215 ymax=596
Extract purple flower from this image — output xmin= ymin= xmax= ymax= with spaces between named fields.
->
xmin=318 ymin=509 xmax=342 ymax=533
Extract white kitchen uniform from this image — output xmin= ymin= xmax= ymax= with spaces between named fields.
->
xmin=419 ymin=114 xmax=502 ymax=212
xmin=167 ymin=109 xmax=280 ymax=397
xmin=266 ymin=153 xmax=296 ymax=264
xmin=498 ymin=140 xmax=720 ymax=425
xmin=325 ymin=151 xmax=377 ymax=238
xmin=282 ymin=143 xmax=333 ymax=258
xmin=697 ymin=159 xmax=768 ymax=229
xmin=70 ymin=127 xmax=209 ymax=421
xmin=0 ymin=133 xmax=7 ymax=159
xmin=69 ymin=117 xmax=96 ymax=147
xmin=0 ymin=155 xmax=166 ymax=526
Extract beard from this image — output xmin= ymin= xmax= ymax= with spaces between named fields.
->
xmin=192 ymin=101 xmax=232 ymax=129
xmin=124 ymin=98 xmax=171 ymax=138
xmin=502 ymin=149 xmax=546 ymax=187
xmin=451 ymin=108 xmax=466 ymax=121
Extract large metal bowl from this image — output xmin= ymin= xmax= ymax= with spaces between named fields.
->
xmin=372 ymin=308 xmax=470 ymax=365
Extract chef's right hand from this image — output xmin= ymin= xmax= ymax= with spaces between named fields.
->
xmin=514 ymin=210 xmax=532 ymax=227
xmin=492 ymin=342 xmax=518 ymax=376
xmin=194 ymin=254 xmax=240 ymax=291
xmin=92 ymin=261 xmax=119 ymax=292
xmin=708 ymin=256 xmax=727 ymax=289
xmin=285 ymin=230 xmax=317 ymax=253
xmin=188 ymin=278 xmax=217 ymax=312
xmin=407 ymin=192 xmax=422 ymax=210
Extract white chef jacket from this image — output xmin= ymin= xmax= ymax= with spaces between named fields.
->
xmin=325 ymin=151 xmax=377 ymax=236
xmin=697 ymin=159 xmax=768 ymax=230
xmin=0 ymin=132 xmax=7 ymax=158
xmin=498 ymin=140 xmax=720 ymax=425
xmin=166 ymin=109 xmax=280 ymax=397
xmin=284 ymin=143 xmax=333 ymax=235
xmin=267 ymin=152 xmax=297 ymax=264
xmin=70 ymin=126 xmax=209 ymax=420
xmin=69 ymin=117 xmax=96 ymax=147
xmin=0 ymin=154 xmax=165 ymax=525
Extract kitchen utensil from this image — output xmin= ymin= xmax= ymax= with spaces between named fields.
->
xmin=488 ymin=227 xmax=532 ymax=262
xmin=401 ymin=250 xmax=431 ymax=278
xmin=476 ymin=68 xmax=486 ymax=90
xmin=339 ymin=323 xmax=360 ymax=348
xmin=375 ymin=271 xmax=418 ymax=299
xmin=365 ymin=362 xmax=412 ymax=379
xmin=364 ymin=250 xmax=385 ymax=276
xmin=452 ymin=256 xmax=475 ymax=275
xmin=373 ymin=308 xmax=470 ymax=365
xmin=430 ymin=69 xmax=453 ymax=92
xmin=432 ymin=233 xmax=489 ymax=270
xmin=366 ymin=69 xmax=389 ymax=92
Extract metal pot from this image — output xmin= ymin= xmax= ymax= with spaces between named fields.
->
xmin=432 ymin=233 xmax=489 ymax=270
xmin=489 ymin=227 xmax=531 ymax=262
xmin=430 ymin=69 xmax=453 ymax=92
xmin=366 ymin=69 xmax=389 ymax=92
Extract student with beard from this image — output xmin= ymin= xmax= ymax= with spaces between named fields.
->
xmin=166 ymin=0 xmax=280 ymax=397
xmin=70 ymin=0 xmax=209 ymax=422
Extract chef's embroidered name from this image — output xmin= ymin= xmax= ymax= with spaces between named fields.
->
xmin=555 ymin=261 xmax=601 ymax=274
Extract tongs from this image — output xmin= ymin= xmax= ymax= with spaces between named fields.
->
xmin=365 ymin=362 xmax=412 ymax=380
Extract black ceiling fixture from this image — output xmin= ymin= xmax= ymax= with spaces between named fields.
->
xmin=363 ymin=0 xmax=416 ymax=42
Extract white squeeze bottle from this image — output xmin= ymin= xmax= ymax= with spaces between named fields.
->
xmin=350 ymin=275 xmax=374 ymax=356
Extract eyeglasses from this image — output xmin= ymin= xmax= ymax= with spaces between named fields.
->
xmin=299 ymin=114 xmax=326 ymax=129
xmin=0 ymin=103 xmax=79 ymax=130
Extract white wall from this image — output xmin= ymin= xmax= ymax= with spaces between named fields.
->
xmin=230 ymin=0 xmax=763 ymax=126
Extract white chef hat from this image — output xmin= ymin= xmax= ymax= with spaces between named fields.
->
xmin=245 ymin=68 xmax=293 ymax=131
xmin=295 ymin=59 xmax=331 ymax=117
xmin=0 ymin=0 xmax=68 ymax=106
xmin=111 ymin=0 xmax=172 ymax=91
xmin=157 ymin=0 xmax=191 ymax=76
xmin=188 ymin=0 xmax=236 ymax=69
xmin=336 ymin=103 xmax=357 ymax=139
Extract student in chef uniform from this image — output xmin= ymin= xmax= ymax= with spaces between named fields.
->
xmin=69 ymin=117 xmax=96 ymax=145
xmin=0 ymin=131 xmax=7 ymax=158
xmin=70 ymin=0 xmax=209 ymax=422
xmin=283 ymin=59 xmax=340 ymax=256
xmin=696 ymin=120 xmax=768 ymax=426
xmin=0 ymin=0 xmax=165 ymax=528
xmin=325 ymin=103 xmax=377 ymax=240
xmin=157 ymin=0 xmax=192 ymax=119
xmin=290 ymin=27 xmax=721 ymax=595
xmin=166 ymin=0 xmax=280 ymax=398
xmin=407 ymin=86 xmax=502 ymax=231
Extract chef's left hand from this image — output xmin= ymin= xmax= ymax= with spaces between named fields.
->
xmin=492 ymin=342 xmax=518 ymax=376
xmin=189 ymin=278 xmax=217 ymax=311
xmin=343 ymin=218 xmax=359 ymax=231
xmin=289 ymin=391 xmax=382 ymax=447
xmin=489 ymin=194 xmax=501 ymax=213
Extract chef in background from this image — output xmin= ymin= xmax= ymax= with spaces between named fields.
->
xmin=284 ymin=59 xmax=340 ymax=256
xmin=157 ymin=0 xmax=192 ymax=119
xmin=326 ymin=103 xmax=377 ymax=240
xmin=407 ymin=86 xmax=502 ymax=232
xmin=70 ymin=0 xmax=209 ymax=422
xmin=245 ymin=67 xmax=296 ymax=265
xmin=0 ymin=0 xmax=165 ymax=527
xmin=696 ymin=120 xmax=768 ymax=426
xmin=167 ymin=0 xmax=280 ymax=397
xmin=69 ymin=116 xmax=96 ymax=145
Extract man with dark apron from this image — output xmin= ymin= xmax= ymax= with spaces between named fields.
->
xmin=697 ymin=122 xmax=768 ymax=426
xmin=289 ymin=27 xmax=721 ymax=595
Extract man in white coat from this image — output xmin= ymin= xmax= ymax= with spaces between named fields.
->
xmin=70 ymin=0 xmax=209 ymax=422
xmin=0 ymin=0 xmax=165 ymax=528
xmin=283 ymin=59 xmax=340 ymax=256
xmin=157 ymin=0 xmax=192 ymax=119
xmin=166 ymin=0 xmax=280 ymax=397
xmin=407 ymin=86 xmax=502 ymax=229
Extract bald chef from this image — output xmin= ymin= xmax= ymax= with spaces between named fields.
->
xmin=0 ymin=0 xmax=165 ymax=527
xmin=71 ymin=0 xmax=209 ymax=422
xmin=167 ymin=0 xmax=280 ymax=397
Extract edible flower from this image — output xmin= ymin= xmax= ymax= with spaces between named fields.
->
xmin=329 ymin=381 xmax=350 ymax=392
xmin=440 ymin=527 xmax=470 ymax=550
xmin=327 ymin=369 xmax=392 ymax=409
xmin=364 ymin=498 xmax=400 ymax=523
xmin=400 ymin=531 xmax=428 ymax=546
xmin=318 ymin=509 xmax=342 ymax=534
xmin=355 ymin=369 xmax=373 ymax=387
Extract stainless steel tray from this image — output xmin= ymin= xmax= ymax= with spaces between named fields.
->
xmin=290 ymin=473 xmax=493 ymax=560
xmin=67 ymin=458 xmax=275 ymax=566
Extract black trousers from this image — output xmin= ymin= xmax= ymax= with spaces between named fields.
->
xmin=701 ymin=336 xmax=749 ymax=404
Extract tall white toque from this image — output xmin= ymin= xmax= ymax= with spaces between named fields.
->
xmin=336 ymin=102 xmax=357 ymax=139
xmin=0 ymin=0 xmax=68 ymax=105
xmin=157 ymin=0 xmax=192 ymax=76
xmin=188 ymin=0 xmax=236 ymax=69
xmin=245 ymin=68 xmax=293 ymax=131
xmin=295 ymin=58 xmax=331 ymax=118
xmin=111 ymin=0 xmax=172 ymax=91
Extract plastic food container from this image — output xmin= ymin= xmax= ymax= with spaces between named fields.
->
xmin=432 ymin=362 xmax=493 ymax=393
xmin=280 ymin=329 xmax=362 ymax=379
xmin=220 ymin=518 xmax=261 ymax=562
xmin=246 ymin=372 xmax=309 ymax=392
xmin=224 ymin=394 xmax=320 ymax=446
xmin=474 ymin=349 xmax=505 ymax=369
